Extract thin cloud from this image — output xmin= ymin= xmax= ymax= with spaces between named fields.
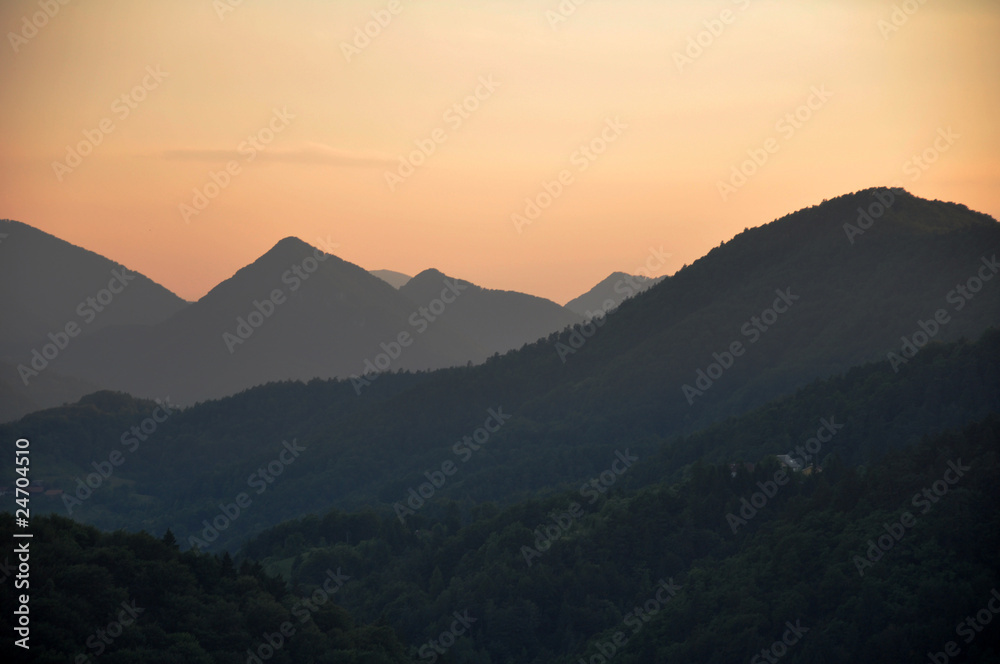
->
xmin=159 ymin=142 xmax=395 ymax=167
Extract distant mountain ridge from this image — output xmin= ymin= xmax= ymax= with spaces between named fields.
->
xmin=370 ymin=269 xmax=412 ymax=288
xmin=3 ymin=187 xmax=998 ymax=421
xmin=0 ymin=220 xmax=189 ymax=353
xmin=2 ymin=188 xmax=998 ymax=664
xmin=0 ymin=229 xmax=582 ymax=412
xmin=53 ymin=238 xmax=481 ymax=403
xmin=564 ymin=271 xmax=665 ymax=317
xmin=399 ymin=268 xmax=581 ymax=362
xmin=0 ymin=219 xmax=189 ymax=419
xmin=3 ymin=187 xmax=998 ymax=551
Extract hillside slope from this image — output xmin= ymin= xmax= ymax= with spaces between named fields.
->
xmin=3 ymin=188 xmax=998 ymax=550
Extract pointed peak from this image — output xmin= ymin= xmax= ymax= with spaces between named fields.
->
xmin=271 ymin=236 xmax=313 ymax=252
xmin=250 ymin=236 xmax=339 ymax=266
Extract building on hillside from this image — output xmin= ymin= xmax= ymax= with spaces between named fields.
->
xmin=776 ymin=454 xmax=804 ymax=472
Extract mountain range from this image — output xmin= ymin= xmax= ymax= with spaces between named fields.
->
xmin=563 ymin=271 xmax=664 ymax=318
xmin=0 ymin=222 xmax=621 ymax=418
xmin=3 ymin=186 xmax=998 ymax=545
xmin=2 ymin=187 xmax=999 ymax=662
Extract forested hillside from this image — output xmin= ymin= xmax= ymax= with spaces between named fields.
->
xmin=3 ymin=325 xmax=997 ymax=553
xmin=242 ymin=416 xmax=1000 ymax=663
xmin=0 ymin=514 xmax=413 ymax=663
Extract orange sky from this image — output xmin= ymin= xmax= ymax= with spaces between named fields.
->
xmin=1 ymin=0 xmax=998 ymax=304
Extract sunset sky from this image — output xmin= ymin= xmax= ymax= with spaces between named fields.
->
xmin=1 ymin=0 xmax=997 ymax=304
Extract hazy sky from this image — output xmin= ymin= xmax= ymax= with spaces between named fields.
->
xmin=2 ymin=0 xmax=997 ymax=304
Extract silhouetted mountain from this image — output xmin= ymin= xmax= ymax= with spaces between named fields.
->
xmin=547 ymin=187 xmax=1000 ymax=433
xmin=0 ymin=359 xmax=101 ymax=423
xmin=370 ymin=269 xmax=412 ymax=288
xmin=39 ymin=237 xmax=580 ymax=405
xmin=564 ymin=271 xmax=665 ymax=317
xmin=57 ymin=237 xmax=482 ymax=403
xmin=399 ymin=268 xmax=581 ymax=361
xmin=4 ymin=189 xmax=998 ymax=552
xmin=0 ymin=219 xmax=188 ymax=419
xmin=0 ymin=220 xmax=188 ymax=351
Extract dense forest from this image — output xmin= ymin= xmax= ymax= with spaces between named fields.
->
xmin=4 ymin=414 xmax=997 ymax=662
xmin=5 ymin=327 xmax=998 ymax=554
xmin=232 ymin=374 xmax=1000 ymax=662
xmin=0 ymin=514 xmax=413 ymax=663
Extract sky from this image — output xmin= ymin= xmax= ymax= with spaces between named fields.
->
xmin=1 ymin=0 xmax=998 ymax=305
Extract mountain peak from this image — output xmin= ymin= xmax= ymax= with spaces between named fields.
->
xmin=274 ymin=235 xmax=309 ymax=247
xmin=243 ymin=236 xmax=341 ymax=272
xmin=411 ymin=268 xmax=449 ymax=280
xmin=268 ymin=236 xmax=317 ymax=255
xmin=716 ymin=187 xmax=997 ymax=264
xmin=564 ymin=271 xmax=663 ymax=316
xmin=405 ymin=268 xmax=470 ymax=292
